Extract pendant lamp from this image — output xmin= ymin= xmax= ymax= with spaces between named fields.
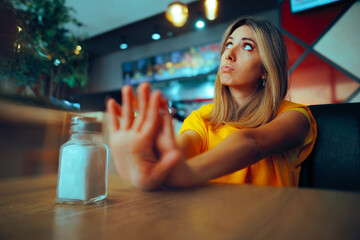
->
xmin=204 ymin=0 xmax=218 ymax=21
xmin=165 ymin=2 xmax=189 ymax=27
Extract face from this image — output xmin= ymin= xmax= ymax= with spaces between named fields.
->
xmin=220 ymin=25 xmax=265 ymax=92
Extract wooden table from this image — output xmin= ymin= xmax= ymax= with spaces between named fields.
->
xmin=0 ymin=174 xmax=359 ymax=240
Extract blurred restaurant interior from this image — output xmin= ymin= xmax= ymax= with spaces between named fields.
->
xmin=0 ymin=0 xmax=359 ymax=179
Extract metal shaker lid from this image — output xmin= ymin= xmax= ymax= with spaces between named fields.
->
xmin=70 ymin=116 xmax=102 ymax=133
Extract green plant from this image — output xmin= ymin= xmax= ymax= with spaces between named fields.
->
xmin=1 ymin=0 xmax=89 ymax=99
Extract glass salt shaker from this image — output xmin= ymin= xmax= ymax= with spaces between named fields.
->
xmin=56 ymin=116 xmax=109 ymax=204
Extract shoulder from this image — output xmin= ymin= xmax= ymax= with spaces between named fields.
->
xmin=275 ymin=100 xmax=317 ymax=150
xmin=276 ymin=100 xmax=315 ymax=125
xmin=185 ymin=103 xmax=214 ymax=121
xmin=276 ymin=100 xmax=308 ymax=116
xmin=179 ymin=104 xmax=213 ymax=134
xmin=194 ymin=103 xmax=214 ymax=117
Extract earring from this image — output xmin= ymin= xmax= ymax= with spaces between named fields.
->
xmin=262 ymin=78 xmax=266 ymax=87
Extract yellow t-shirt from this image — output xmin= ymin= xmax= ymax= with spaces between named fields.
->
xmin=179 ymin=100 xmax=317 ymax=187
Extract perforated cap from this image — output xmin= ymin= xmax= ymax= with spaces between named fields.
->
xmin=70 ymin=116 xmax=102 ymax=133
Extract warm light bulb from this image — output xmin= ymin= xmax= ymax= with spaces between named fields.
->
xmin=165 ymin=2 xmax=189 ymax=27
xmin=204 ymin=0 xmax=218 ymax=21
xmin=76 ymin=45 xmax=82 ymax=51
xmin=17 ymin=26 xmax=22 ymax=32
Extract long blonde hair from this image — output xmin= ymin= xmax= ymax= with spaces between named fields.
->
xmin=206 ymin=16 xmax=288 ymax=129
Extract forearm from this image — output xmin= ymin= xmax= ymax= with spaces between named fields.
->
xmin=163 ymin=158 xmax=204 ymax=188
xmin=163 ymin=110 xmax=310 ymax=189
xmin=165 ymin=129 xmax=265 ymax=187
xmin=175 ymin=130 xmax=202 ymax=159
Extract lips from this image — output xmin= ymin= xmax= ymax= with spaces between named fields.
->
xmin=221 ymin=65 xmax=235 ymax=72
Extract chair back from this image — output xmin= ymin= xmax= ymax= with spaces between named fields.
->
xmin=299 ymin=102 xmax=360 ymax=192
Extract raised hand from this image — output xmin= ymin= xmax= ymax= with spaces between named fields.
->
xmin=106 ymin=82 xmax=182 ymax=191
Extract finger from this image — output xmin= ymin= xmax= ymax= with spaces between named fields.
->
xmin=161 ymin=98 xmax=176 ymax=141
xmin=106 ymin=98 xmax=121 ymax=131
xmin=152 ymin=150 xmax=182 ymax=185
xmin=121 ymin=85 xmax=136 ymax=130
xmin=155 ymin=98 xmax=177 ymax=154
xmin=133 ymin=82 xmax=150 ymax=131
xmin=142 ymin=90 xmax=162 ymax=137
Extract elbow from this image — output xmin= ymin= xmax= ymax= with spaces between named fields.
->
xmin=240 ymin=129 xmax=267 ymax=160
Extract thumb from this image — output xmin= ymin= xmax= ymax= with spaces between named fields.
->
xmin=152 ymin=150 xmax=182 ymax=184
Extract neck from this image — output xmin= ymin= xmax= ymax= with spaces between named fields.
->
xmin=228 ymin=86 xmax=257 ymax=106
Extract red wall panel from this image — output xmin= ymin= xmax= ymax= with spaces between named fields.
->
xmin=280 ymin=0 xmax=359 ymax=104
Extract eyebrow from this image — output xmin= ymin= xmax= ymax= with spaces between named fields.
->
xmin=227 ymin=36 xmax=257 ymax=45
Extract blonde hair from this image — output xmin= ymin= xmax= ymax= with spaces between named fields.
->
xmin=206 ymin=16 xmax=288 ymax=129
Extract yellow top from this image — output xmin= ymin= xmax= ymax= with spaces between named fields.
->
xmin=179 ymin=100 xmax=317 ymax=187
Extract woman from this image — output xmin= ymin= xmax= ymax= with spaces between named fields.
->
xmin=106 ymin=16 xmax=317 ymax=191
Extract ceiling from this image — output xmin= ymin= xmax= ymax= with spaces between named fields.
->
xmin=65 ymin=0 xmax=198 ymax=38
xmin=65 ymin=0 xmax=278 ymax=58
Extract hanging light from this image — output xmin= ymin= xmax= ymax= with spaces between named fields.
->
xmin=165 ymin=2 xmax=189 ymax=27
xmin=204 ymin=0 xmax=218 ymax=21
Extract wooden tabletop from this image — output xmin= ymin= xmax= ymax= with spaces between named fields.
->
xmin=0 ymin=174 xmax=359 ymax=240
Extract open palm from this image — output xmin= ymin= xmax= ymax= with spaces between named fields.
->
xmin=107 ymin=83 xmax=182 ymax=190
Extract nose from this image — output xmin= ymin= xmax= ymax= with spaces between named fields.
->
xmin=224 ymin=47 xmax=236 ymax=62
xmin=226 ymin=55 xmax=234 ymax=61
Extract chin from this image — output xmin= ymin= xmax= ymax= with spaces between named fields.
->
xmin=220 ymin=76 xmax=233 ymax=85
xmin=220 ymin=79 xmax=235 ymax=87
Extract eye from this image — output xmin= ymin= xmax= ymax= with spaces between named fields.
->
xmin=243 ymin=43 xmax=253 ymax=51
xmin=225 ymin=42 xmax=233 ymax=49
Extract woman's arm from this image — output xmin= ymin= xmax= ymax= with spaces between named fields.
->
xmin=164 ymin=110 xmax=310 ymax=187
xmin=107 ymin=82 xmax=309 ymax=190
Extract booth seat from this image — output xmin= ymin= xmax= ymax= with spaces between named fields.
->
xmin=299 ymin=102 xmax=360 ymax=192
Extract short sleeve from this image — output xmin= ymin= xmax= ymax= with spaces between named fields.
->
xmin=289 ymin=108 xmax=314 ymax=146
xmin=179 ymin=105 xmax=212 ymax=153
xmin=277 ymin=101 xmax=317 ymax=168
